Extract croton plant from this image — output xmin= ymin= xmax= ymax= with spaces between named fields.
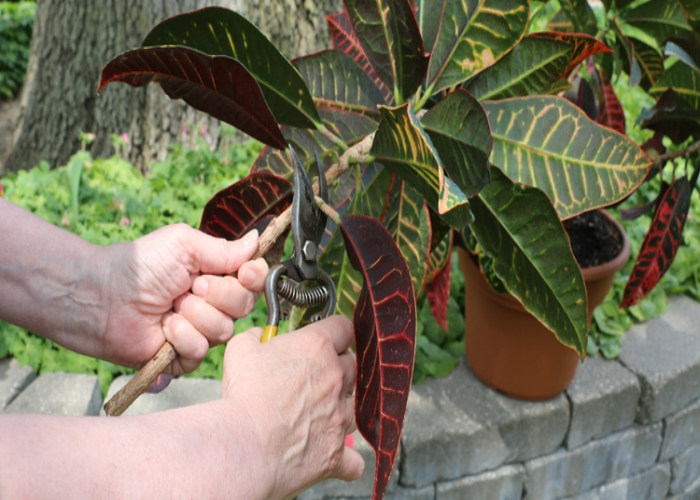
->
xmin=98 ymin=0 xmax=658 ymax=497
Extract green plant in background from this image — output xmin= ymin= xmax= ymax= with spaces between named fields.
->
xmin=0 ymin=2 xmax=35 ymax=98
xmin=0 ymin=127 xmax=263 ymax=393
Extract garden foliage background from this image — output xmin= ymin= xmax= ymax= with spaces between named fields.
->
xmin=1 ymin=0 xmax=700 ymax=395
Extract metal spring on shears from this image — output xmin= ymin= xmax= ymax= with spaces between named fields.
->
xmin=276 ymin=279 xmax=329 ymax=309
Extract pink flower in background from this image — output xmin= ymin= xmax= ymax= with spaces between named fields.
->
xmin=0 ymin=185 xmax=4 ymax=198
xmin=119 ymin=216 xmax=131 ymax=227
xmin=182 ymin=125 xmax=190 ymax=135
xmin=199 ymin=125 xmax=207 ymax=137
xmin=121 ymin=133 xmax=130 ymax=144
xmin=222 ymin=157 xmax=230 ymax=166
xmin=85 ymin=133 xmax=96 ymax=142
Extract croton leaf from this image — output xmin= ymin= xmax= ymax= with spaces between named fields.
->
xmin=383 ymin=180 xmax=432 ymax=295
xmin=327 ymin=11 xmax=394 ymax=103
xmin=612 ymin=21 xmax=642 ymax=86
xmin=564 ymin=75 xmax=598 ymax=121
xmin=425 ymin=230 xmax=454 ymax=331
xmin=293 ymin=50 xmax=386 ymax=117
xmin=621 ymin=171 xmax=697 ymax=308
xmin=630 ymin=38 xmax=665 ymax=91
xmin=199 ymin=174 xmax=293 ymax=265
xmin=99 ymin=47 xmax=286 ymax=150
xmin=428 ymin=207 xmax=452 ymax=254
xmin=139 ymin=6 xmax=321 ymax=129
xmin=371 ymin=103 xmax=472 ymax=228
xmin=470 ymin=167 xmax=589 ymax=356
xmin=665 ymin=40 xmax=700 ymax=73
xmin=252 ymin=107 xmax=376 ymax=180
xmin=639 ymin=88 xmax=700 ymax=145
xmin=464 ymin=36 xmax=573 ymax=101
xmin=344 ymin=0 xmax=428 ymax=100
xmin=530 ymin=32 xmax=614 ymax=79
xmin=679 ymin=0 xmax=700 ymax=32
xmin=484 ymin=96 xmax=652 ymax=219
xmin=621 ymin=181 xmax=669 ymax=221
xmin=596 ymin=70 xmax=626 ymax=135
xmin=421 ymin=89 xmax=492 ymax=198
xmin=340 ymin=214 xmax=416 ymax=500
xmin=650 ymin=61 xmax=700 ymax=112
xmin=415 ymin=0 xmax=442 ymax=55
xmin=547 ymin=10 xmax=575 ymax=33
xmin=558 ymin=0 xmax=597 ymax=35
xmin=425 ymin=0 xmax=529 ymax=94
xmin=621 ymin=0 xmax=695 ymax=47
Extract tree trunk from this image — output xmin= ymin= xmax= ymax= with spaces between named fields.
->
xmin=3 ymin=0 xmax=341 ymax=174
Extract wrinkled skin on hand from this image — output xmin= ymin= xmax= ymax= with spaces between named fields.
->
xmin=222 ymin=315 xmax=364 ymax=500
xmin=100 ymin=223 xmax=268 ymax=373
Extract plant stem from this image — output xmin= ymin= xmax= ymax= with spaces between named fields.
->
xmin=316 ymin=196 xmax=342 ymax=225
xmin=414 ymin=83 xmax=436 ymax=112
xmin=654 ymin=138 xmax=700 ymax=167
xmin=317 ymin=124 xmax=349 ymax=151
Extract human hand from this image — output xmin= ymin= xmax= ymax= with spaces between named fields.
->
xmin=221 ymin=315 xmax=364 ymax=500
xmin=100 ymin=223 xmax=268 ymax=373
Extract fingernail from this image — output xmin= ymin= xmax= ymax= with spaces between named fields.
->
xmin=243 ymin=229 xmax=259 ymax=244
xmin=192 ymin=277 xmax=209 ymax=297
xmin=239 ymin=267 xmax=256 ymax=287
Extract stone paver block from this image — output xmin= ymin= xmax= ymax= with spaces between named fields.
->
xmin=0 ymin=358 xmax=35 ymax=410
xmin=667 ymin=474 xmax=700 ymax=500
xmin=385 ymin=485 xmax=435 ymax=500
xmin=671 ymin=444 xmax=700 ymax=494
xmin=564 ymin=463 xmax=670 ymax=500
xmin=524 ymin=423 xmax=663 ymax=500
xmin=619 ymin=296 xmax=700 ymax=424
xmin=101 ymin=375 xmax=221 ymax=416
xmin=297 ymin=431 xmax=399 ymax=500
xmin=436 ymin=464 xmax=525 ymax=500
xmin=661 ymin=397 xmax=700 ymax=460
xmin=565 ymin=356 xmax=640 ymax=449
xmin=4 ymin=372 xmax=101 ymax=416
xmin=400 ymin=360 xmax=569 ymax=487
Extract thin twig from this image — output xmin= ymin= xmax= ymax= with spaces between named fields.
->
xmin=654 ymin=138 xmax=700 ymax=167
xmin=316 ymin=195 xmax=342 ymax=225
xmin=318 ymin=124 xmax=348 ymax=151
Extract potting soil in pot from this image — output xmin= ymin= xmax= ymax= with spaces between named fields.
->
xmin=566 ymin=210 xmax=623 ymax=268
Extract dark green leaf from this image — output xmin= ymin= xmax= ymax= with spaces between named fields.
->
xmin=344 ymin=0 xmax=428 ymax=100
xmin=631 ymin=38 xmax=665 ymax=91
xmin=546 ymin=10 xmax=575 ymax=33
xmin=415 ymin=0 xmax=442 ymax=54
xmin=679 ymin=0 xmax=700 ymax=32
xmin=484 ymin=96 xmax=652 ymax=219
xmin=426 ymin=0 xmax=529 ymax=94
xmin=650 ymin=61 xmax=700 ymax=111
xmin=371 ymin=103 xmax=472 ymax=228
xmin=421 ymin=89 xmax=492 ymax=198
xmin=665 ymin=40 xmax=700 ymax=72
xmin=470 ymin=167 xmax=588 ymax=356
xmin=621 ymin=0 xmax=695 ymax=47
xmin=558 ymin=0 xmax=597 ymax=35
xmin=141 ymin=6 xmax=321 ymax=129
xmin=293 ymin=50 xmax=386 ymax=116
xmin=530 ymin=32 xmax=614 ymax=79
xmin=464 ymin=36 xmax=573 ymax=101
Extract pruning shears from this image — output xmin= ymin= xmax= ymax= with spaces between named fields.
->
xmin=262 ymin=146 xmax=337 ymax=342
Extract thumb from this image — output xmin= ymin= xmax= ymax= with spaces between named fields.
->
xmin=333 ymin=446 xmax=365 ymax=482
xmin=183 ymin=228 xmax=259 ymax=275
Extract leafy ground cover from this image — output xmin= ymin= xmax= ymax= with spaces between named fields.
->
xmin=0 ymin=1 xmax=35 ymax=98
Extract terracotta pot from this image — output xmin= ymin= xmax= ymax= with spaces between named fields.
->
xmin=459 ymin=210 xmax=630 ymax=401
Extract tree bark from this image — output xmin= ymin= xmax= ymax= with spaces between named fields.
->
xmin=3 ymin=0 xmax=341 ymax=174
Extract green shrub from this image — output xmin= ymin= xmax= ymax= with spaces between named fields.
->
xmin=0 ymin=2 xmax=35 ymax=98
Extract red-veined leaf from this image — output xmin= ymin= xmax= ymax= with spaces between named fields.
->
xmin=425 ymin=230 xmax=454 ymax=332
xmin=340 ymin=214 xmax=417 ymax=500
xmin=344 ymin=0 xmax=428 ymax=100
xmin=621 ymin=171 xmax=697 ymax=307
xmin=425 ymin=0 xmax=529 ymax=94
xmin=199 ymin=174 xmax=293 ymax=259
xmin=99 ymin=47 xmax=286 ymax=150
xmin=293 ymin=50 xmax=386 ymax=117
xmin=464 ymin=36 xmax=573 ymax=101
xmin=484 ymin=96 xmax=652 ymax=219
xmin=641 ymin=130 xmax=667 ymax=158
xmin=140 ymin=7 xmax=321 ymax=129
xmin=371 ymin=103 xmax=472 ymax=228
xmin=620 ymin=181 xmax=669 ymax=221
xmin=558 ymin=0 xmax=597 ymax=35
xmin=530 ymin=31 xmax=613 ymax=79
xmin=421 ymin=89 xmax=492 ymax=198
xmin=327 ymin=11 xmax=394 ymax=103
xmin=596 ymin=70 xmax=626 ymax=134
xmin=564 ymin=75 xmax=598 ymax=121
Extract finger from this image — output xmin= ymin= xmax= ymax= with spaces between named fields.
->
xmin=237 ymin=258 xmax=269 ymax=292
xmin=173 ymin=293 xmax=235 ymax=345
xmin=162 ymin=313 xmax=209 ymax=373
xmin=183 ymin=227 xmax=259 ymax=275
xmin=191 ymin=275 xmax=258 ymax=319
xmin=345 ymin=394 xmax=357 ymax=435
xmin=240 ymin=326 xmax=264 ymax=343
xmin=310 ymin=315 xmax=354 ymax=355
xmin=333 ymin=446 xmax=365 ymax=482
xmin=338 ymin=351 xmax=357 ymax=395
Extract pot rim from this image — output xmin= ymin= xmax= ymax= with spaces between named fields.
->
xmin=579 ymin=209 xmax=631 ymax=281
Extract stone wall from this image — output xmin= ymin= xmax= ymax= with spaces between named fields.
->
xmin=1 ymin=296 xmax=699 ymax=499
